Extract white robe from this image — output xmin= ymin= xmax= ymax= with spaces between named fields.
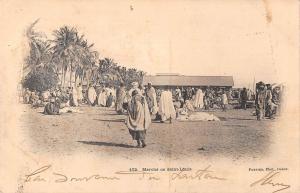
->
xmin=193 ymin=89 xmax=204 ymax=108
xmin=72 ymin=88 xmax=78 ymax=106
xmin=126 ymin=97 xmax=151 ymax=131
xmin=146 ymin=87 xmax=158 ymax=114
xmin=177 ymin=112 xmax=220 ymax=121
xmin=98 ymin=91 xmax=107 ymax=106
xmin=87 ymin=87 xmax=97 ymax=104
xmin=76 ymin=86 xmax=83 ymax=100
xmin=158 ymin=90 xmax=176 ymax=121
xmin=221 ymin=93 xmax=228 ymax=105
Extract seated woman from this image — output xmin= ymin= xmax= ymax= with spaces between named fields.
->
xmin=43 ymin=98 xmax=60 ymax=115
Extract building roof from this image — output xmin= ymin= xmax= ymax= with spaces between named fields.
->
xmin=143 ymin=75 xmax=234 ymax=87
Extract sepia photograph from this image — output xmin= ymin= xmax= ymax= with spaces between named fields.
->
xmin=0 ymin=0 xmax=299 ymax=193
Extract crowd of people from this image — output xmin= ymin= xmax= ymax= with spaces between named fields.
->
xmin=21 ymin=81 xmax=283 ymax=119
xmin=21 ymin=80 xmax=283 ymax=148
xmin=22 ymin=83 xmax=118 ymax=114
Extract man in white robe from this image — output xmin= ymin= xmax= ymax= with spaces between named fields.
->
xmin=126 ymin=90 xmax=151 ymax=148
xmin=98 ymin=88 xmax=107 ymax=106
xmin=76 ymin=83 xmax=83 ymax=104
xmin=146 ymin=82 xmax=158 ymax=115
xmin=221 ymin=91 xmax=228 ymax=111
xmin=158 ymin=89 xmax=176 ymax=123
xmin=71 ymin=87 xmax=78 ymax=106
xmin=87 ymin=84 xmax=97 ymax=105
xmin=193 ymin=88 xmax=204 ymax=109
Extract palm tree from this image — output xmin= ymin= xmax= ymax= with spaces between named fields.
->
xmin=98 ymin=58 xmax=123 ymax=86
xmin=75 ymin=34 xmax=99 ymax=86
xmin=52 ymin=26 xmax=77 ymax=86
xmin=24 ymin=19 xmax=52 ymax=74
xmin=24 ymin=21 xmax=147 ymax=91
xmin=52 ymin=26 xmax=82 ymax=87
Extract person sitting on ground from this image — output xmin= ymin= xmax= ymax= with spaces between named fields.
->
xmin=43 ymin=98 xmax=60 ymax=115
xmin=29 ymin=91 xmax=36 ymax=104
xmin=31 ymin=91 xmax=42 ymax=108
xmin=184 ymin=100 xmax=194 ymax=112
xmin=23 ymin=88 xmax=31 ymax=104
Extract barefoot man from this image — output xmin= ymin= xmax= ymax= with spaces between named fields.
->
xmin=126 ymin=90 xmax=151 ymax=148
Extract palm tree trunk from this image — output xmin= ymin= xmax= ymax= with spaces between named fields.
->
xmin=81 ymin=70 xmax=84 ymax=85
xmin=69 ymin=68 xmax=72 ymax=87
xmin=75 ymin=73 xmax=78 ymax=86
xmin=63 ymin=69 xmax=67 ymax=88
xmin=86 ymin=70 xmax=90 ymax=87
xmin=60 ymin=68 xmax=64 ymax=86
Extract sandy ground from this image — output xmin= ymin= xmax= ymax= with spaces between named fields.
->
xmin=19 ymin=104 xmax=276 ymax=162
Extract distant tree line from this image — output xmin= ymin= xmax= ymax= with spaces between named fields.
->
xmin=22 ymin=19 xmax=145 ymax=92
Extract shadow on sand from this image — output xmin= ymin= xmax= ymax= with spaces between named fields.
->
xmin=77 ymin=141 xmax=134 ymax=148
xmin=218 ymin=117 xmax=255 ymax=121
xmin=93 ymin=118 xmax=125 ymax=122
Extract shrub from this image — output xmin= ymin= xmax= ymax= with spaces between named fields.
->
xmin=22 ymin=68 xmax=58 ymax=92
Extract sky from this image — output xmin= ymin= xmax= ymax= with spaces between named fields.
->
xmin=2 ymin=0 xmax=298 ymax=88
